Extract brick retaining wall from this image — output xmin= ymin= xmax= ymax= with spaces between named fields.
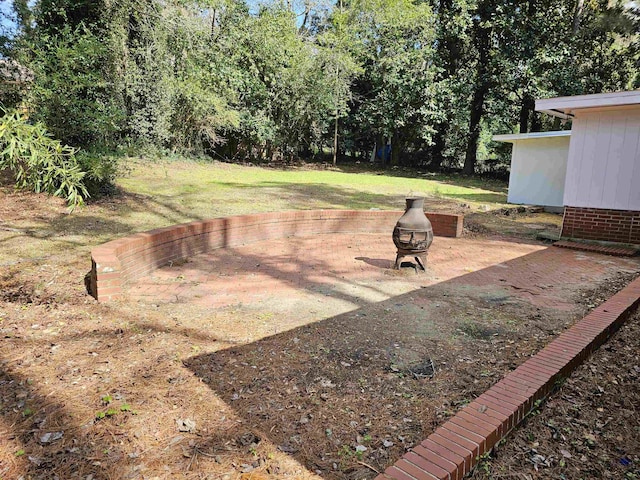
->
xmin=561 ymin=206 xmax=640 ymax=244
xmin=90 ymin=210 xmax=464 ymax=302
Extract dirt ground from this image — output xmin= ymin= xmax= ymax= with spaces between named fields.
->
xmin=1 ymin=186 xmax=639 ymax=480
xmin=469 ymin=308 xmax=640 ymax=480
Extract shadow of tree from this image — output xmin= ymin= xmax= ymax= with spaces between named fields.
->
xmin=0 ymin=366 xmax=131 ymax=480
xmin=141 ymin=240 xmax=402 ymax=310
xmin=182 ymin=246 xmax=633 ymax=478
xmin=311 ymin=165 xmax=508 ymax=196
xmin=1 ymin=238 xmax=636 ymax=479
xmin=204 ymin=181 xmax=426 ymax=211
xmin=444 ymin=192 xmax=508 ymax=204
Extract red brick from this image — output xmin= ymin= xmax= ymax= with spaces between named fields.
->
xmin=428 ymin=433 xmax=474 ymax=474
xmin=417 ymin=441 xmax=465 ymax=479
xmin=384 ymin=465 xmax=419 ymax=480
xmin=439 ymin=424 xmax=483 ymax=456
xmin=466 ymin=400 xmax=512 ymax=424
xmin=404 ymin=451 xmax=450 ymax=479
xmin=394 ymin=458 xmax=439 ymax=480
xmin=454 ymin=410 xmax=500 ymax=435
xmin=468 ymin=399 xmax=515 ymax=430
xmin=479 ymin=389 xmax=521 ymax=409
xmin=518 ymin=360 xmax=557 ymax=376
xmin=504 ymin=371 xmax=545 ymax=390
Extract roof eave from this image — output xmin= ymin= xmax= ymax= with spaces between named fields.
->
xmin=538 ymin=109 xmax=574 ymax=120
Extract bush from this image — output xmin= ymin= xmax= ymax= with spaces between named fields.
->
xmin=76 ymin=150 xmax=119 ymax=198
xmin=0 ymin=111 xmax=88 ymax=208
xmin=27 ymin=25 xmax=123 ymax=147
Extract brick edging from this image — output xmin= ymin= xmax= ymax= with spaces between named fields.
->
xmin=90 ymin=209 xmax=464 ymax=302
xmin=553 ymin=240 xmax=638 ymax=257
xmin=375 ymin=277 xmax=640 ymax=480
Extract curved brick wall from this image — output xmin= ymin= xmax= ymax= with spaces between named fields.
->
xmin=89 ymin=210 xmax=464 ymax=302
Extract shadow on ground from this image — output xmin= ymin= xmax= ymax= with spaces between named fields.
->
xmin=0 ymin=366 xmax=132 ymax=479
xmin=183 ymin=247 xmax=637 ymax=479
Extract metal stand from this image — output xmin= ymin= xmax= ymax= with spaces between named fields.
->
xmin=394 ymin=250 xmax=427 ymax=271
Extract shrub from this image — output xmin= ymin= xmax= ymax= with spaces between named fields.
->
xmin=0 ymin=111 xmax=88 ymax=208
xmin=76 ymin=150 xmax=119 ymax=198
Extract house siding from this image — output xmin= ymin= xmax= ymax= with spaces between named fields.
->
xmin=506 ymin=136 xmax=570 ymax=207
xmin=563 ymin=107 xmax=640 ymax=211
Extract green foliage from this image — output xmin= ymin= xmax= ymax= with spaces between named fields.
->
xmin=1 ymin=0 xmax=637 ymax=170
xmin=0 ymin=111 xmax=88 ymax=208
xmin=75 ymin=150 xmax=119 ymax=198
xmin=348 ymin=0 xmax=440 ymax=164
xmin=27 ymin=24 xmax=122 ymax=146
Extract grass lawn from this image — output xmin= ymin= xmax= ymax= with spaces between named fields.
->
xmin=116 ymin=158 xmax=507 ymax=230
xmin=0 ymin=157 xmax=512 ymax=271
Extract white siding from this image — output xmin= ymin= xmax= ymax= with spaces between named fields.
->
xmin=563 ymin=107 xmax=640 ymax=210
xmin=507 ymin=136 xmax=570 ymax=207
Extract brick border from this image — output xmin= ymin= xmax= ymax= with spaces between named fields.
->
xmin=375 ymin=276 xmax=640 ymax=480
xmin=553 ymin=240 xmax=638 ymax=257
xmin=89 ymin=210 xmax=464 ymax=302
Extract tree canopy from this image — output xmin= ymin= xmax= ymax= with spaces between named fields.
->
xmin=1 ymin=0 xmax=638 ymax=174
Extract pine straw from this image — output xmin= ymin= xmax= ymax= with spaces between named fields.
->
xmin=469 ymin=308 xmax=640 ymax=480
xmin=0 ymin=185 xmax=638 ymax=480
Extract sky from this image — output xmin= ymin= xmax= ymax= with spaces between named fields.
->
xmin=0 ymin=1 xmax=17 ymax=37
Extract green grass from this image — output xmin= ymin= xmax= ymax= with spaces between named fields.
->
xmin=116 ymin=157 xmax=507 ymax=228
xmin=0 ymin=156 xmax=508 ymax=266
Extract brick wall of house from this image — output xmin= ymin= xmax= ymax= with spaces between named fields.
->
xmin=561 ymin=207 xmax=640 ymax=244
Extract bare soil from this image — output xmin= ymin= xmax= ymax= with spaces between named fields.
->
xmin=0 ymin=185 xmax=638 ymax=480
xmin=469 ymin=308 xmax=640 ymax=480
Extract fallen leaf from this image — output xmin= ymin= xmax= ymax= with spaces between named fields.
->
xmin=39 ymin=431 xmax=63 ymax=444
xmin=176 ymin=419 xmax=196 ymax=433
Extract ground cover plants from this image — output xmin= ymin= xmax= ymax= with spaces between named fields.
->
xmin=1 ymin=158 xmax=639 ymax=479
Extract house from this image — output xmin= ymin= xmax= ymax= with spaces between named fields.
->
xmin=495 ymin=90 xmax=640 ymax=245
xmin=493 ymin=130 xmax=570 ymax=210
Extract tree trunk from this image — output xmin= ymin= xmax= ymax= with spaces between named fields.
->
xmin=430 ymin=0 xmax=462 ymax=172
xmin=332 ymin=116 xmax=338 ymax=166
xmin=573 ymin=0 xmax=584 ymax=33
xmin=531 ymin=111 xmax=542 ymax=132
xmin=463 ymin=7 xmax=491 ymax=176
xmin=391 ymin=133 xmax=401 ymax=166
xmin=464 ymin=87 xmax=485 ymax=175
xmin=519 ymin=94 xmax=535 ymax=133
xmin=430 ymin=123 xmax=447 ymax=170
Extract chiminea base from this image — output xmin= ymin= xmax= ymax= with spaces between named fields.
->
xmin=394 ymin=250 xmax=427 ymax=271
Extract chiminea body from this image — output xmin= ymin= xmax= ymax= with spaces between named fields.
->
xmin=392 ymin=197 xmax=433 ymax=270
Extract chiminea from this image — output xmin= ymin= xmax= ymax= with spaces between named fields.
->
xmin=392 ymin=197 xmax=433 ymax=270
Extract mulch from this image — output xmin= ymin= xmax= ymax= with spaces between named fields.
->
xmin=468 ymin=308 xmax=640 ymax=479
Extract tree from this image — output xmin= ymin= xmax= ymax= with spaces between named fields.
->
xmin=348 ymin=0 xmax=440 ymax=165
